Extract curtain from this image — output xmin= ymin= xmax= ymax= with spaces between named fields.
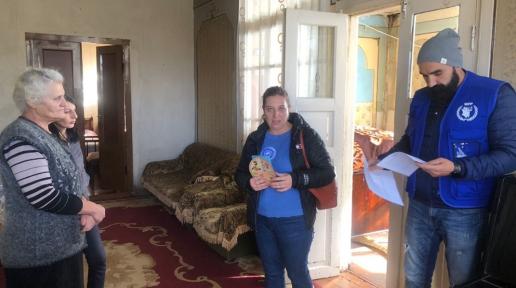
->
xmin=238 ymin=0 xmax=320 ymax=140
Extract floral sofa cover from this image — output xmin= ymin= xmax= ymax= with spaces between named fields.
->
xmin=141 ymin=143 xmax=251 ymax=253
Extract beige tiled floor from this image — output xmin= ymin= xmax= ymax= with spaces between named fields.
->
xmin=349 ymin=230 xmax=388 ymax=288
xmin=312 ymin=270 xmax=376 ymax=288
xmin=313 ymin=230 xmax=388 ymax=288
xmin=349 ymin=245 xmax=387 ymax=288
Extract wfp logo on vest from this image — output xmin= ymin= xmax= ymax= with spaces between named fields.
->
xmin=456 ymin=102 xmax=478 ymax=121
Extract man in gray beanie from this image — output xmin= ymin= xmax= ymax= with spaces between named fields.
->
xmin=371 ymin=28 xmax=516 ymax=287
xmin=417 ymin=28 xmax=463 ymax=67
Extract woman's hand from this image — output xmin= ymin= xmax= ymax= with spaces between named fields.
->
xmin=271 ymin=173 xmax=292 ymax=192
xmin=80 ymin=214 xmax=96 ymax=232
xmin=250 ymin=176 xmax=270 ymax=191
xmin=80 ymin=198 xmax=106 ymax=224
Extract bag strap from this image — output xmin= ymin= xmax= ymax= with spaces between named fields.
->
xmin=299 ymin=130 xmax=311 ymax=169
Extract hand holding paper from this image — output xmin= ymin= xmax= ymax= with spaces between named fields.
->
xmin=363 ymin=156 xmax=403 ymax=206
xmin=417 ymin=157 xmax=454 ymax=177
xmin=377 ymin=152 xmax=426 ymax=176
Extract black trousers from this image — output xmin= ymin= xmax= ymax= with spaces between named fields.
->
xmin=4 ymin=251 xmax=84 ymax=288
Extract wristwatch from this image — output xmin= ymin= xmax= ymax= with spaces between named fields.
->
xmin=451 ymin=161 xmax=462 ymax=176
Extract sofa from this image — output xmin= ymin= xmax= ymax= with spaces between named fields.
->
xmin=141 ymin=143 xmax=255 ymax=258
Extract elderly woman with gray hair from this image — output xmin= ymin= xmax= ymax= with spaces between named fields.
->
xmin=0 ymin=68 xmax=106 ymax=288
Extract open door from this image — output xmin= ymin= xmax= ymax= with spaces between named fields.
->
xmin=284 ymin=8 xmax=350 ymax=279
xmin=96 ymin=45 xmax=128 ymax=193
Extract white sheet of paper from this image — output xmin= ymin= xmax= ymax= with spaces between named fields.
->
xmin=363 ymin=157 xmax=403 ymax=206
xmin=377 ymin=152 xmax=426 ymax=176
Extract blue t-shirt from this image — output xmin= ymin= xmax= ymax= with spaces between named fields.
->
xmin=257 ymin=130 xmax=304 ymax=217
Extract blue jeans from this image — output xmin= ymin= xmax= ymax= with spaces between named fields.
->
xmin=404 ymin=200 xmax=488 ymax=288
xmin=84 ymin=225 xmax=107 ymax=288
xmin=255 ymin=215 xmax=313 ymax=288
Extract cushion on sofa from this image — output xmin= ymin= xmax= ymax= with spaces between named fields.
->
xmin=175 ymin=179 xmax=225 ymax=223
xmin=188 ymin=153 xmax=240 ymax=183
xmin=175 ymin=154 xmax=244 ymax=224
xmin=182 ymin=143 xmax=234 ymax=175
xmin=193 ymin=187 xmax=243 ymax=216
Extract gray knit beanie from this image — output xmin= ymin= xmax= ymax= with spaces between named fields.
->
xmin=417 ymin=28 xmax=463 ymax=67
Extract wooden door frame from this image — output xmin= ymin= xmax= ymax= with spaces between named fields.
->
xmin=25 ymin=32 xmax=134 ymax=194
xmin=97 ymin=45 xmax=129 ymax=193
xmin=26 ymin=38 xmax=85 ymax=136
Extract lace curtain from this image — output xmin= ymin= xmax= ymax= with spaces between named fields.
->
xmin=238 ymin=0 xmax=320 ymax=141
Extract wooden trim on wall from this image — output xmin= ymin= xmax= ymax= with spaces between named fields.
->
xmin=26 ymin=33 xmax=130 ymax=45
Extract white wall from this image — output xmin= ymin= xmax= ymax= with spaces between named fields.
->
xmin=0 ymin=0 xmax=195 ymax=190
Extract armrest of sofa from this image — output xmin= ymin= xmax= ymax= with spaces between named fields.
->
xmin=142 ymin=158 xmax=184 ymax=179
xmin=219 ymin=203 xmax=250 ymax=250
xmin=193 ymin=203 xmax=250 ymax=251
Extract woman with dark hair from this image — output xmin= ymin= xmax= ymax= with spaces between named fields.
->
xmin=50 ymin=99 xmax=107 ymax=288
xmin=0 ymin=68 xmax=105 ymax=288
xmin=235 ymin=86 xmax=335 ymax=288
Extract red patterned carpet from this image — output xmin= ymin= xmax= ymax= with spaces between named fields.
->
xmin=100 ymin=203 xmax=263 ymax=288
xmin=0 ymin=198 xmax=379 ymax=288
xmin=0 ymin=201 xmax=264 ymax=288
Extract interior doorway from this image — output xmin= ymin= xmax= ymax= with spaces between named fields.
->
xmin=349 ymin=7 xmax=400 ymax=288
xmin=26 ymin=33 xmax=133 ymax=200
xmin=348 ymin=4 xmax=466 ymax=287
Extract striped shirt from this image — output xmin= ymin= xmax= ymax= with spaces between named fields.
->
xmin=3 ymin=140 xmax=82 ymax=214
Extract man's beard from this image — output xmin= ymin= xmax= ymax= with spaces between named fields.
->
xmin=429 ymin=69 xmax=460 ymax=106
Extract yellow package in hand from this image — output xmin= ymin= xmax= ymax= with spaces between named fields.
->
xmin=249 ymin=156 xmax=275 ymax=181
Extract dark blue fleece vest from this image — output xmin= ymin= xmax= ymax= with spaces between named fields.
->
xmin=407 ymin=71 xmax=505 ymax=208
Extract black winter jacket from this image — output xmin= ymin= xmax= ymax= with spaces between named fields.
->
xmin=235 ymin=113 xmax=336 ymax=229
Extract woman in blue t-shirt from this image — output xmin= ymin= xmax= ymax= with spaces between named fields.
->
xmin=236 ymin=86 xmax=335 ymax=288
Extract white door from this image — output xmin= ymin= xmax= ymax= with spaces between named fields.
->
xmin=389 ymin=1 xmax=495 ymax=287
xmin=284 ymin=8 xmax=351 ymax=279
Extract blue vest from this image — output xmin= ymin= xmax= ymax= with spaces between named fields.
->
xmin=406 ymin=71 xmax=505 ymax=208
